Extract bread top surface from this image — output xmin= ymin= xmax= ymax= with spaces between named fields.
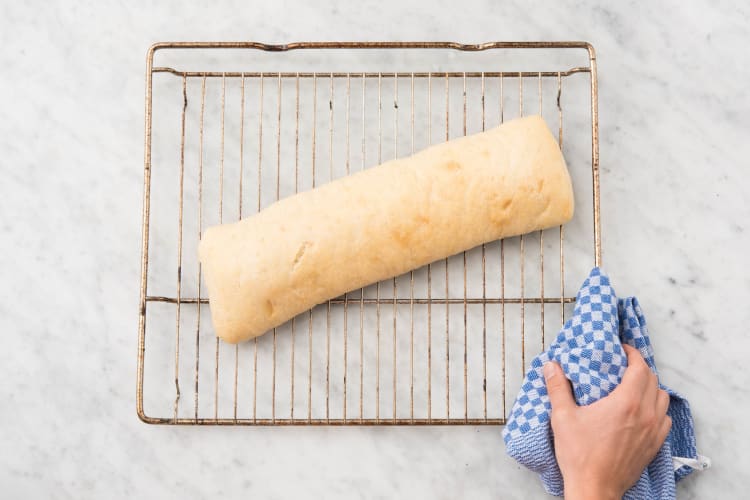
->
xmin=199 ymin=115 xmax=573 ymax=342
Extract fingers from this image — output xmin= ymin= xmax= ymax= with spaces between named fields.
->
xmin=644 ymin=415 xmax=673 ymax=465
xmin=621 ymin=344 xmax=661 ymax=406
xmin=643 ymin=370 xmax=660 ymax=403
xmin=620 ymin=344 xmax=653 ymax=395
xmin=658 ymin=415 xmax=673 ymax=446
xmin=544 ymin=361 xmax=576 ymax=414
xmin=656 ymin=389 xmax=670 ymax=417
xmin=622 ymin=344 xmax=646 ymax=371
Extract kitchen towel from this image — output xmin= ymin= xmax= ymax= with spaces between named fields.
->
xmin=503 ymin=267 xmax=708 ymax=498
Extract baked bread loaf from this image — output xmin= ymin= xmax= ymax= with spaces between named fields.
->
xmin=199 ymin=115 xmax=573 ymax=343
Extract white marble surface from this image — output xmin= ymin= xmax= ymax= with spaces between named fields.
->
xmin=2 ymin=1 xmax=748 ymax=498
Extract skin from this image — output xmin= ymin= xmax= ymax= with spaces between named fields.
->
xmin=543 ymin=344 xmax=672 ymax=500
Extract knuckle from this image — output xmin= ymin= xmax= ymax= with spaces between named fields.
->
xmin=549 ymin=377 xmax=567 ymax=392
xmin=549 ymin=413 xmax=560 ymax=429
xmin=659 ymin=389 xmax=670 ymax=405
xmin=659 ymin=416 xmax=673 ymax=442
xmin=643 ymin=411 xmax=657 ymax=429
xmin=621 ymin=397 xmax=640 ymax=416
xmin=627 ymin=361 xmax=644 ymax=378
xmin=549 ymin=412 xmax=558 ymax=427
xmin=551 ymin=407 xmax=569 ymax=423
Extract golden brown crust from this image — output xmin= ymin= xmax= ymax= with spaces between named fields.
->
xmin=199 ymin=115 xmax=573 ymax=343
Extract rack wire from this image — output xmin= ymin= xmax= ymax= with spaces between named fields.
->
xmin=137 ymin=42 xmax=600 ymax=425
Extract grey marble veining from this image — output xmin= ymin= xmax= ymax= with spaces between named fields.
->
xmin=1 ymin=1 xmax=748 ymax=498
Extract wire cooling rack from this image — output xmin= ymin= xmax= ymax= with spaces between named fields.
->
xmin=137 ymin=42 xmax=600 ymax=425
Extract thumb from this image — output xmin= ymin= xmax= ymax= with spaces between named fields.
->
xmin=543 ymin=361 xmax=575 ymax=412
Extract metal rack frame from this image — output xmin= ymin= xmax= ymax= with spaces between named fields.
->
xmin=137 ymin=41 xmax=600 ymax=425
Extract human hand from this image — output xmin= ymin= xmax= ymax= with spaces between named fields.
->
xmin=544 ymin=344 xmax=672 ymax=500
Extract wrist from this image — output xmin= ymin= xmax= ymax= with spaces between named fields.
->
xmin=563 ymin=477 xmax=621 ymax=500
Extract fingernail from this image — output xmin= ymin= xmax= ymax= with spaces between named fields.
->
xmin=543 ymin=362 xmax=556 ymax=380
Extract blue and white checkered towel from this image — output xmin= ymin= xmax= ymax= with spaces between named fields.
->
xmin=503 ymin=268 xmax=708 ymax=498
